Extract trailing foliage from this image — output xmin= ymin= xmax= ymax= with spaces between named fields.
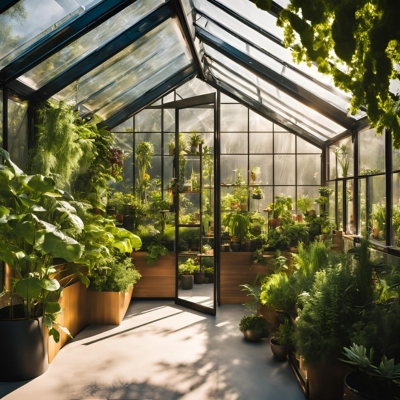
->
xmin=144 ymin=243 xmax=169 ymax=265
xmin=251 ymin=0 xmax=400 ymax=146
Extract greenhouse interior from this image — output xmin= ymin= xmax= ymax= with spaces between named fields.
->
xmin=1 ymin=0 xmax=400 ymax=399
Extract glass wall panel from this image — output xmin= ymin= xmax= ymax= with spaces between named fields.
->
xmin=369 ymin=175 xmax=386 ymax=243
xmin=175 ymin=75 xmax=215 ymax=99
xmin=221 ymin=132 xmax=247 ymax=154
xmin=249 ymin=109 xmax=273 ymax=131
xmin=220 ymin=93 xmax=238 ymax=103
xmin=393 ymin=147 xmax=400 ymax=171
xmin=274 ymin=131 xmax=295 ymax=153
xmin=346 ymin=179 xmax=355 ymax=234
xmin=179 ymin=108 xmax=214 ymax=132
xmin=164 ymin=109 xmax=175 ymax=132
xmin=18 ymin=0 xmax=164 ymax=90
xmin=297 ymin=155 xmax=321 ymax=185
xmin=220 ymin=104 xmax=248 ymax=131
xmin=274 ymin=155 xmax=295 ymax=185
xmin=0 ymin=0 xmax=102 ymax=69
xmin=8 ymin=99 xmax=28 ymax=169
xmin=249 ymin=155 xmax=273 ymax=185
xmin=359 ymin=128 xmax=385 ymax=175
xmin=393 ymin=173 xmax=400 ymax=247
xmin=297 ymin=137 xmax=321 ymax=153
xmin=220 ymin=155 xmax=248 ymax=184
xmin=111 ymin=118 xmax=133 ymax=133
xmin=359 ymin=178 xmax=367 ymax=234
xmin=338 ymin=182 xmax=343 ymax=231
xmin=135 ymin=109 xmax=161 ymax=132
xmin=135 ymin=133 xmax=162 ymax=156
xmin=328 ymin=181 xmax=336 ymax=229
xmin=249 ymin=132 xmax=273 ymax=153
xmin=250 ymin=186 xmax=273 ymax=213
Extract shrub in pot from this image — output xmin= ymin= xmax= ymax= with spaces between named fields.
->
xmin=239 ymin=314 xmax=270 ymax=342
xmin=0 ymin=149 xmax=86 ymax=381
xmin=270 ymin=318 xmax=293 ymax=361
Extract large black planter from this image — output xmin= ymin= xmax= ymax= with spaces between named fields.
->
xmin=0 ymin=316 xmax=48 ymax=381
xmin=181 ymin=275 xmax=194 ymax=290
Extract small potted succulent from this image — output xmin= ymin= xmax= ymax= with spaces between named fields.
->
xmin=252 ymin=186 xmax=264 ymax=200
xmin=189 ymin=130 xmax=204 ymax=153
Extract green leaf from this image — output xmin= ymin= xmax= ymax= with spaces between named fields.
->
xmin=55 ymin=323 xmax=72 ymax=338
xmin=43 ymin=315 xmax=53 ymax=328
xmin=38 ymin=278 xmax=60 ymax=292
xmin=0 ymin=205 xmax=10 ymax=218
xmin=45 ymin=301 xmax=61 ymax=314
xmin=15 ymin=277 xmax=42 ymax=301
xmin=48 ymin=327 xmax=60 ymax=343
xmin=0 ymin=148 xmax=23 ymax=176
xmin=23 ymin=174 xmax=55 ymax=194
xmin=13 ymin=220 xmax=36 ymax=245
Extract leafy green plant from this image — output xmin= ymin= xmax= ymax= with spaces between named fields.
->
xmin=188 ymin=130 xmax=204 ymax=147
xmin=371 ymin=202 xmax=386 ymax=239
xmin=223 ymin=211 xmax=252 ymax=242
xmin=178 ymin=258 xmax=198 ymax=275
xmin=144 ymin=243 xmax=169 ymax=265
xmin=239 ymin=315 xmax=270 ymax=335
xmin=267 ymin=194 xmax=293 ymax=220
xmin=252 ymin=186 xmax=264 ymax=199
xmin=89 ymin=252 xmax=141 ymax=293
xmin=136 ymin=141 xmax=154 ymax=201
xmin=333 ymin=140 xmax=351 ymax=178
xmin=296 ymin=195 xmax=313 ymax=214
xmin=273 ymin=318 xmax=293 ymax=346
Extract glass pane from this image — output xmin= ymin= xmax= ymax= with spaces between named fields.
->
xmin=297 ymin=137 xmax=321 ymax=153
xmin=163 ymin=156 xmax=174 ymax=190
xmin=163 ymin=92 xmax=175 ymax=103
xmin=175 ymin=78 xmax=215 ymax=99
xmin=393 ymin=173 xmax=400 ymax=248
xmin=249 ymin=155 xmax=273 ymax=185
xmin=8 ymin=99 xmax=28 ymax=169
xmin=393 ymin=147 xmax=400 ymax=171
xmin=179 ymin=108 xmax=214 ymax=132
xmin=220 ymin=92 xmax=238 ymax=103
xmin=55 ymin=19 xmax=192 ymax=119
xmin=111 ymin=118 xmax=133 ymax=133
xmin=18 ymin=0 xmax=163 ymax=89
xmin=346 ymin=180 xmax=355 ymax=235
xmin=328 ymin=181 xmax=336 ymax=229
xmin=221 ymin=132 xmax=247 ymax=154
xmin=297 ymin=155 xmax=321 ymax=185
xmin=249 ymin=109 xmax=273 ymax=131
xmin=329 ymin=146 xmax=337 ymax=180
xmin=135 ymin=133 xmax=161 ymax=156
xmin=0 ymin=0 xmax=102 ymax=69
xmin=250 ymin=186 xmax=272 ymax=213
xmin=249 ymin=132 xmax=273 ymax=154
xmin=135 ymin=109 xmax=161 ymax=132
xmin=220 ymin=104 xmax=248 ymax=131
xmin=359 ymin=128 xmax=385 ymax=175
xmin=110 ymin=132 xmax=133 ymax=193
xmin=369 ymin=175 xmax=386 ymax=244
xmin=274 ymin=132 xmax=295 ymax=153
xmin=338 ymin=181 xmax=343 ymax=231
xmin=164 ymin=109 xmax=175 ymax=132
xmin=274 ymin=155 xmax=295 ymax=185
xmin=220 ymin=155 xmax=247 ymax=184
xmin=164 ymin=133 xmax=175 ymax=156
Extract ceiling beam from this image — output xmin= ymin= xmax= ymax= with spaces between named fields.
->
xmin=102 ymin=63 xmax=197 ymax=130
xmin=203 ymin=73 xmax=325 ymax=149
xmin=31 ymin=3 xmax=175 ymax=102
xmin=197 ymin=26 xmax=358 ymax=131
xmin=1 ymin=0 xmax=138 ymax=84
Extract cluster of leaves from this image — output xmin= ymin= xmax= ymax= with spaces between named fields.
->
xmin=251 ymin=0 xmax=400 ymax=146
xmin=144 ymin=243 xmax=169 ymax=265
xmin=273 ymin=318 xmax=293 ymax=346
xmin=239 ymin=314 xmax=270 ymax=335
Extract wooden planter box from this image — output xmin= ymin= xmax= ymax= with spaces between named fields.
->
xmin=87 ymin=285 xmax=133 ymax=325
xmin=46 ymin=280 xmax=88 ymax=363
xmin=131 ymin=252 xmax=176 ymax=298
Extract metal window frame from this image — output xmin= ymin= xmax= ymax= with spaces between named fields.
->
xmin=0 ymin=0 xmax=19 ymax=14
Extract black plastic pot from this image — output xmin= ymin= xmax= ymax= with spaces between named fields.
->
xmin=230 ymin=242 xmax=241 ymax=252
xmin=194 ymin=271 xmax=205 ymax=284
xmin=181 ymin=275 xmax=194 ymax=290
xmin=205 ymin=273 xmax=214 ymax=283
xmin=220 ymin=244 xmax=231 ymax=252
xmin=0 ymin=312 xmax=48 ymax=381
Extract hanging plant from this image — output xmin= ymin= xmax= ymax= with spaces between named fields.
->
xmin=136 ymin=141 xmax=154 ymax=201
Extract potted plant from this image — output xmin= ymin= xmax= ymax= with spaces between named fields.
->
xmin=341 ymin=344 xmax=400 ymax=399
xmin=0 ymin=149 xmax=85 ymax=381
xmin=168 ymin=140 xmax=175 ymax=155
xmin=178 ymin=258 xmax=197 ymax=289
xmin=267 ymin=194 xmax=293 ymax=228
xmin=333 ymin=139 xmax=351 ymax=178
xmin=222 ymin=211 xmax=252 ymax=250
xmin=188 ymin=130 xmax=204 ymax=153
xmin=296 ymin=195 xmax=313 ymax=222
xmin=270 ymin=318 xmax=293 ymax=361
xmin=252 ymin=186 xmax=264 ymax=199
xmin=239 ymin=314 xmax=270 ymax=342
xmin=250 ymin=166 xmax=261 ymax=183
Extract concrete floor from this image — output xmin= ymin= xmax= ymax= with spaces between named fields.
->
xmin=0 ymin=301 xmax=305 ymax=400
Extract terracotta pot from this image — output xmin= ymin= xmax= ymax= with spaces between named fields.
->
xmin=270 ymin=338 xmax=291 ymax=361
xmin=116 ymin=214 xmax=124 ymax=223
xmin=296 ymin=214 xmax=303 ymax=222
xmin=251 ymin=172 xmax=256 ymax=181
xmin=268 ymin=218 xmax=280 ymax=228
xmin=239 ymin=204 xmax=248 ymax=211
xmin=169 ymin=147 xmax=175 ymax=155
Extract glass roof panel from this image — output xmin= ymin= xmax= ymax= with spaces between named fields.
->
xmin=204 ymin=44 xmax=343 ymax=140
xmin=54 ymin=18 xmax=192 ymax=120
xmin=17 ymin=0 xmax=164 ymax=90
xmin=0 ymin=0 xmax=102 ymax=69
xmin=195 ymin=3 xmax=365 ymax=120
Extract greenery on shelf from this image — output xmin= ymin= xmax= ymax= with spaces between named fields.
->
xmin=89 ymin=252 xmax=141 ymax=293
xmin=188 ymin=130 xmax=204 ymax=148
xmin=266 ymin=194 xmax=293 ymax=221
xmin=222 ymin=211 xmax=253 ymax=242
xmin=178 ymin=258 xmax=199 ymax=275
xmin=296 ymin=195 xmax=313 ymax=215
xmin=239 ymin=315 xmax=270 ymax=336
xmin=252 ymin=186 xmax=264 ymax=199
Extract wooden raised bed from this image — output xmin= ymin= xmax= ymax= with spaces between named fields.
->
xmin=87 ymin=285 xmax=133 ymax=325
xmin=131 ymin=252 xmax=176 ymax=298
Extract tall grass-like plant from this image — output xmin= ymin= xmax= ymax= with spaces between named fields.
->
xmin=29 ymin=100 xmax=95 ymax=190
xmin=136 ymin=141 xmax=154 ymax=201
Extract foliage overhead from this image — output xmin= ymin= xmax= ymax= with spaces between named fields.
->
xmin=251 ymin=0 xmax=400 ymax=147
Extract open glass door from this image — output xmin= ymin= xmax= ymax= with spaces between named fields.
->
xmin=164 ymin=93 xmax=217 ymax=315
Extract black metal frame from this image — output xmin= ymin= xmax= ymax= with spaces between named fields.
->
xmin=0 ymin=0 xmax=19 ymax=14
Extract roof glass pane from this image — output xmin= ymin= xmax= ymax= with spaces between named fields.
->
xmin=198 ymin=15 xmax=364 ymax=119
xmin=54 ymin=18 xmax=192 ymax=120
xmin=204 ymin=45 xmax=342 ymax=140
xmin=18 ymin=0 xmax=163 ymax=90
xmin=175 ymin=77 xmax=215 ymax=99
xmin=0 ymin=0 xmax=102 ymax=69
